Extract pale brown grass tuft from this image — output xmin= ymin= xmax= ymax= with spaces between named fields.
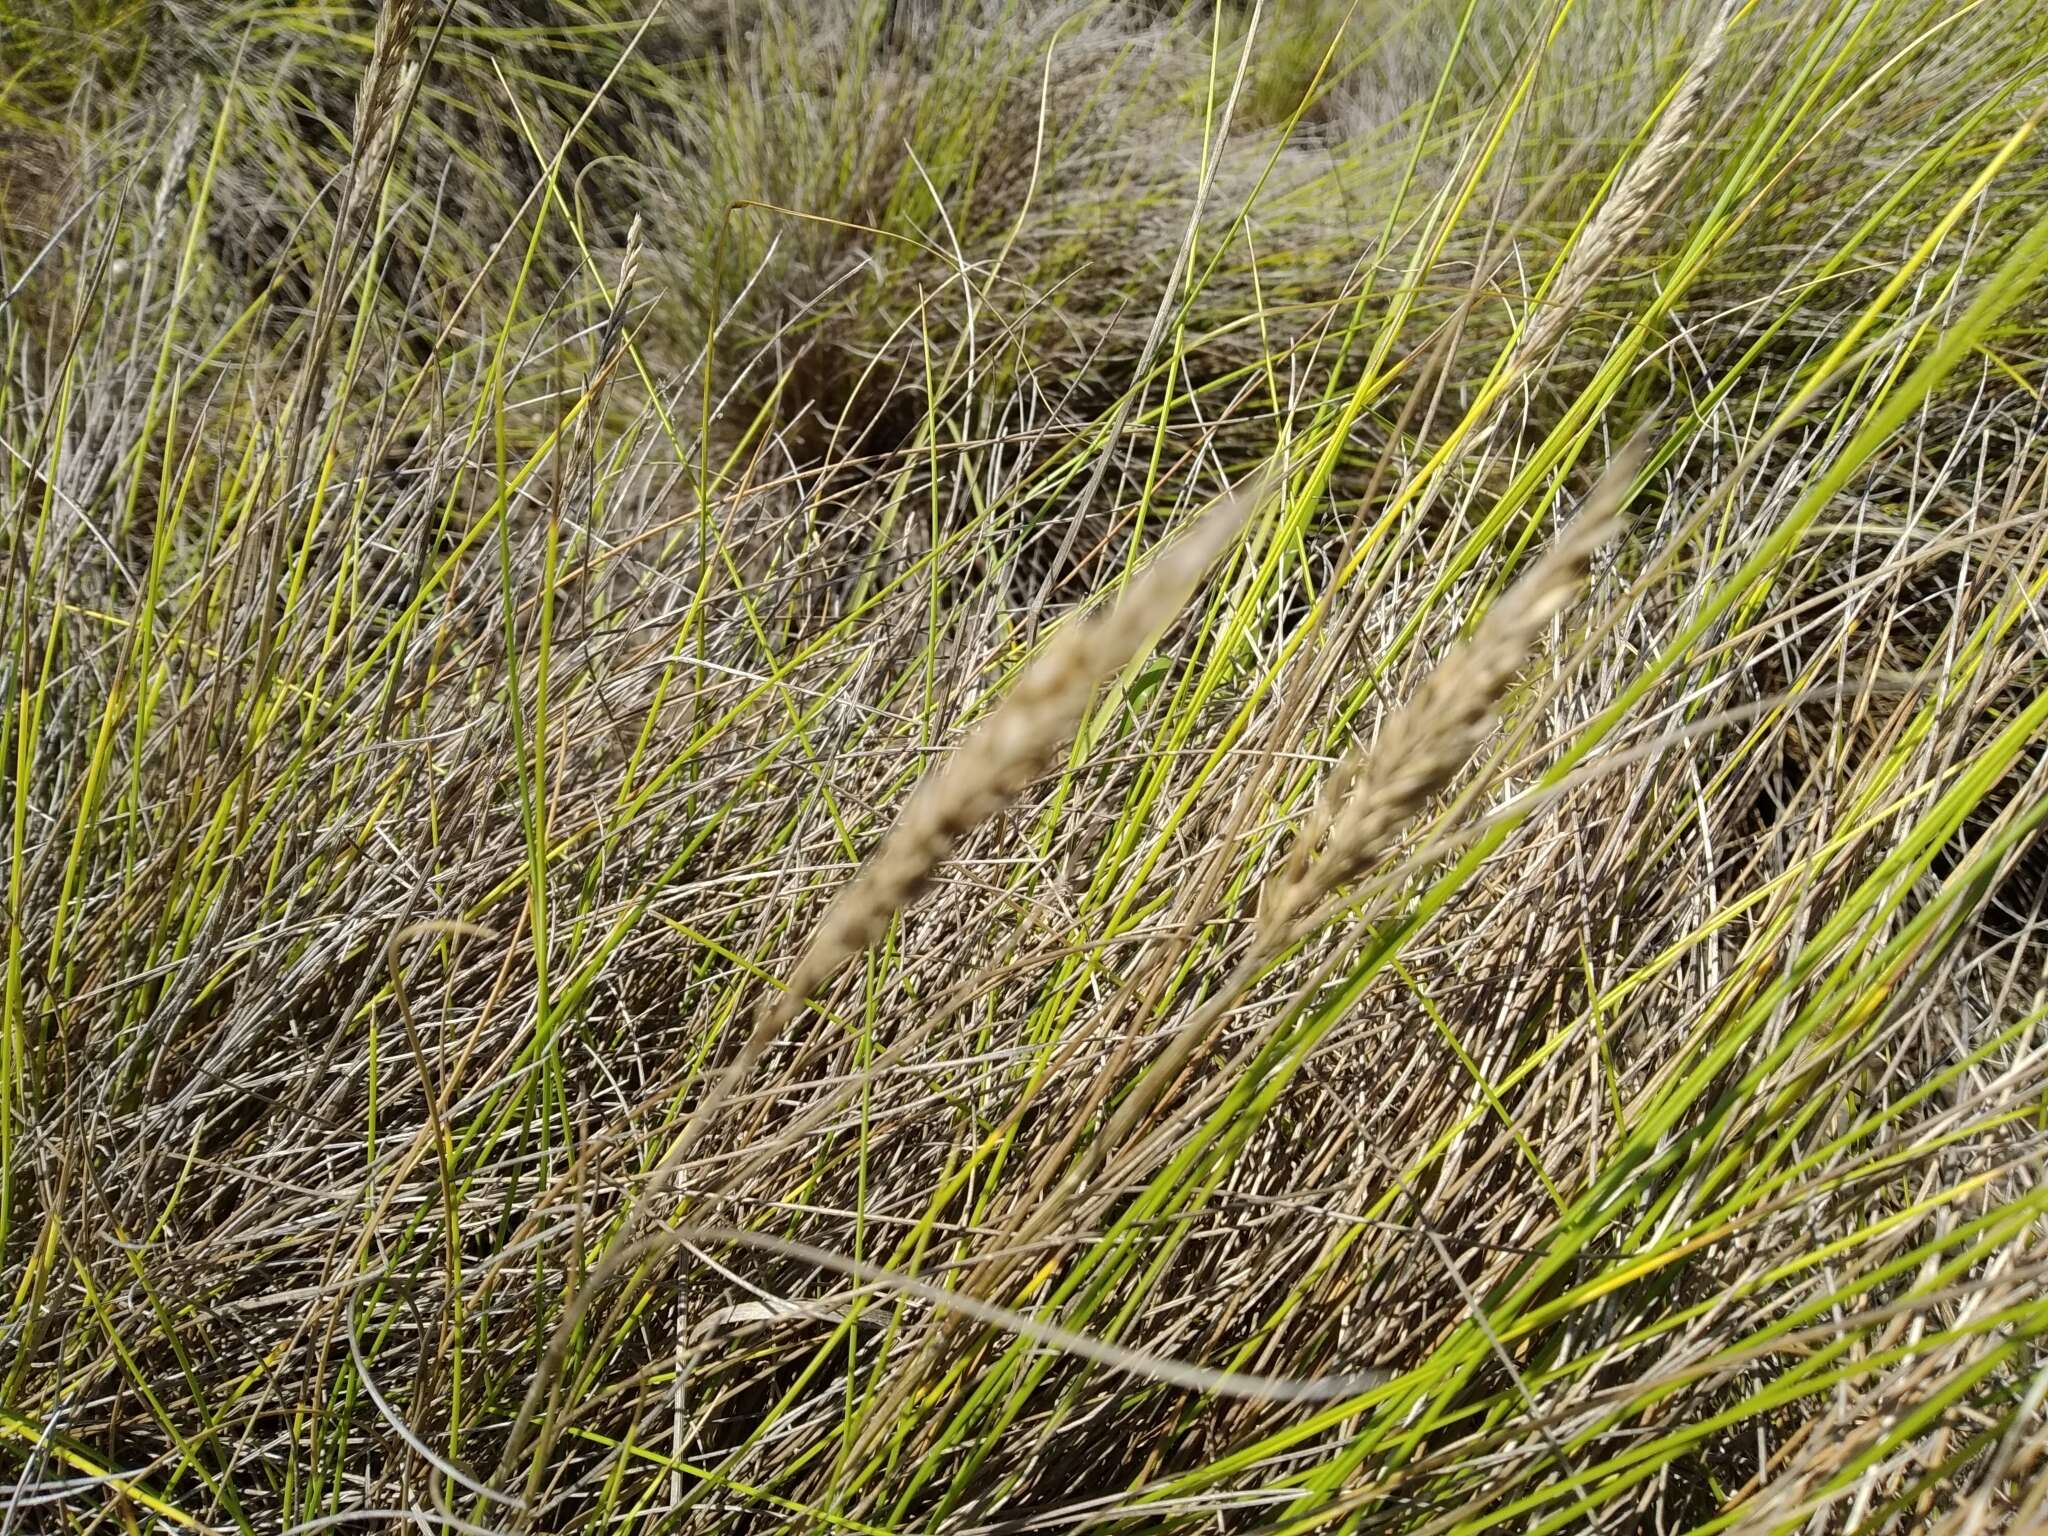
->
xmin=17 ymin=1 xmax=2048 ymax=1525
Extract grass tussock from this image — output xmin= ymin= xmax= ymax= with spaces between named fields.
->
xmin=3 ymin=0 xmax=2048 ymax=1530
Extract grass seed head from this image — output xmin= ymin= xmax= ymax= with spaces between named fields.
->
xmin=773 ymin=465 xmax=1276 ymax=1028
xmin=1260 ymin=442 xmax=1635 ymax=945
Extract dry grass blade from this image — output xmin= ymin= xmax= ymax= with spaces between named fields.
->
xmin=657 ymin=1222 xmax=1390 ymax=1403
xmin=1258 ymin=440 xmax=1638 ymax=947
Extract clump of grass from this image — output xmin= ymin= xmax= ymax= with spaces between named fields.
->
xmin=5 ymin=0 xmax=2048 ymax=1532
xmin=495 ymin=463 xmax=1272 ymax=1491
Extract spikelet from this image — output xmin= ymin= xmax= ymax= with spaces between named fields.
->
xmin=1507 ymin=5 xmax=1729 ymax=380
xmin=341 ymin=0 xmax=426 ymax=247
xmin=288 ymin=0 xmax=424 ymax=439
xmin=571 ymin=217 xmax=645 ymax=472
xmin=769 ymin=465 xmax=1275 ymax=1032
xmin=595 ymin=215 xmax=644 ymax=365
xmin=1258 ymin=444 xmax=1636 ymax=946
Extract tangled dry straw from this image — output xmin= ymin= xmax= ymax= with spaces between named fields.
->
xmin=6 ymin=0 xmax=2048 ymax=1531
